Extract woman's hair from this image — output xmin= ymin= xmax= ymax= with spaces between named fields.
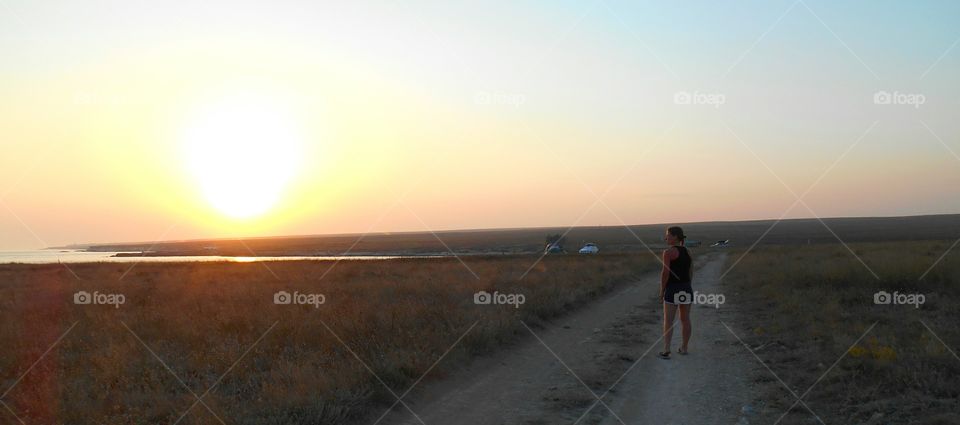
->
xmin=667 ymin=226 xmax=686 ymax=244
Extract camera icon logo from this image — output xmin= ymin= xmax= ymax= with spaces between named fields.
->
xmin=873 ymin=91 xmax=892 ymax=105
xmin=873 ymin=291 xmax=891 ymax=305
xmin=274 ymin=291 xmax=292 ymax=305
xmin=73 ymin=291 xmax=92 ymax=305
xmin=474 ymin=91 xmax=492 ymax=105
xmin=474 ymin=291 xmax=492 ymax=305
xmin=673 ymin=290 xmax=692 ymax=304
xmin=673 ymin=91 xmax=692 ymax=105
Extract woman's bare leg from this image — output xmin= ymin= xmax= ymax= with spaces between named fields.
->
xmin=678 ymin=304 xmax=692 ymax=352
xmin=663 ymin=303 xmax=678 ymax=353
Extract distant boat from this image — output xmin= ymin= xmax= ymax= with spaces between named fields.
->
xmin=710 ymin=240 xmax=730 ymax=248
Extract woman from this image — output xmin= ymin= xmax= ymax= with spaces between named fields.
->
xmin=658 ymin=226 xmax=693 ymax=359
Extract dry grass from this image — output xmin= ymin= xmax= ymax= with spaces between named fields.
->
xmin=0 ymin=254 xmax=656 ymax=424
xmin=724 ymin=240 xmax=960 ymax=425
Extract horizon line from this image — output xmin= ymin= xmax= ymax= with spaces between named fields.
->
xmin=44 ymin=211 xmax=960 ymax=250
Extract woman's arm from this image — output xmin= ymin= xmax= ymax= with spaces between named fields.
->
xmin=659 ymin=249 xmax=672 ymax=301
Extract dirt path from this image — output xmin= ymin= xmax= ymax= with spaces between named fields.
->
xmin=598 ymin=253 xmax=758 ymax=425
xmin=380 ymin=252 xmax=759 ymax=425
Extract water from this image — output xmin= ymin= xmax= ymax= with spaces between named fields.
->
xmin=0 ymin=250 xmax=442 ymax=264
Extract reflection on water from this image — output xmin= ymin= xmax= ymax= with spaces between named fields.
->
xmin=0 ymin=250 xmax=444 ymax=264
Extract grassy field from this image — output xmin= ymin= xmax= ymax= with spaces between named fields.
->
xmin=0 ymin=254 xmax=658 ymax=424
xmin=723 ymin=240 xmax=960 ymax=424
xmin=7 ymin=230 xmax=960 ymax=424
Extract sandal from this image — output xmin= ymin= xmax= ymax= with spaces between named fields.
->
xmin=677 ymin=348 xmax=689 ymax=355
xmin=657 ymin=351 xmax=671 ymax=359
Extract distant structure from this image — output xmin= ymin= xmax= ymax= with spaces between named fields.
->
xmin=685 ymin=240 xmax=702 ymax=247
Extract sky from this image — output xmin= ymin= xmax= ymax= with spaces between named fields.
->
xmin=1 ymin=0 xmax=959 ymax=250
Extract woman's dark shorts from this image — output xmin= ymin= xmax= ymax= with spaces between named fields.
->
xmin=663 ymin=282 xmax=693 ymax=305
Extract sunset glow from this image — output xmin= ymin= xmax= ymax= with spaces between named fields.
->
xmin=181 ymin=89 xmax=304 ymax=218
xmin=0 ymin=0 xmax=958 ymax=250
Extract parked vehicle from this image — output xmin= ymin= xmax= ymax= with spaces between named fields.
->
xmin=544 ymin=243 xmax=564 ymax=254
xmin=578 ymin=243 xmax=599 ymax=254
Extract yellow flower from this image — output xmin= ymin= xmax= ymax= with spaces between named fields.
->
xmin=849 ymin=345 xmax=868 ymax=358
xmin=872 ymin=346 xmax=897 ymax=361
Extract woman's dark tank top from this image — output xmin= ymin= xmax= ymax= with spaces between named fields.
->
xmin=666 ymin=246 xmax=692 ymax=284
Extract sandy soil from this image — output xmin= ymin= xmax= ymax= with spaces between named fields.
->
xmin=375 ymin=252 xmax=761 ymax=425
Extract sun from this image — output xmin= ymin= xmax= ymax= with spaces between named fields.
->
xmin=181 ymin=91 xmax=304 ymax=219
